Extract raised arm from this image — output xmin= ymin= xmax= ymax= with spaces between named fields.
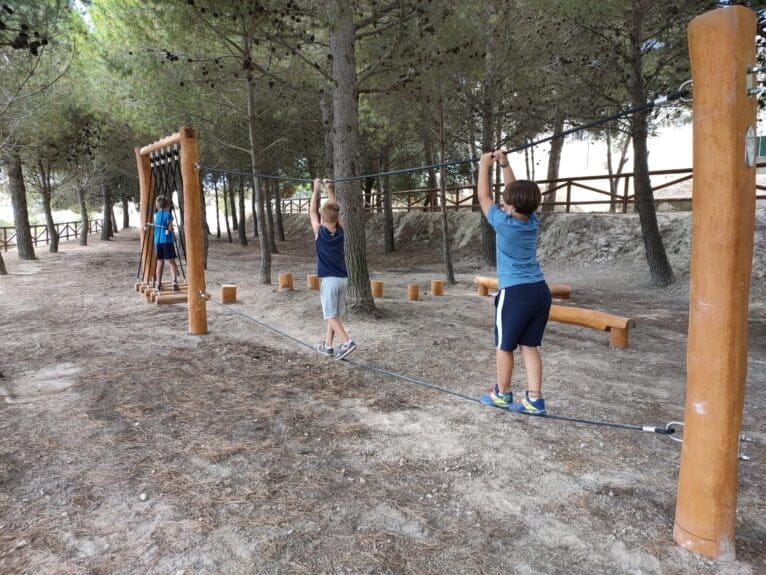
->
xmin=493 ymin=148 xmax=516 ymax=188
xmin=310 ymin=178 xmax=321 ymax=237
xmin=323 ymin=178 xmax=343 ymax=227
xmin=477 ymin=152 xmax=495 ymax=217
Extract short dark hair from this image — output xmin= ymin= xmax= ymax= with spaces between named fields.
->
xmin=502 ymin=180 xmax=540 ymax=215
xmin=155 ymin=196 xmax=171 ymax=210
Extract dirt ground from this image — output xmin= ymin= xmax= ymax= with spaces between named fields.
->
xmin=0 ymin=211 xmax=764 ymax=575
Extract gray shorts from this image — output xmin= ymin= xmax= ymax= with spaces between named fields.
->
xmin=320 ymin=276 xmax=348 ymax=319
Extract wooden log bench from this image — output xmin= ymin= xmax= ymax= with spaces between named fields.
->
xmin=473 ymin=277 xmax=571 ymax=300
xmin=548 ymin=304 xmax=634 ymax=349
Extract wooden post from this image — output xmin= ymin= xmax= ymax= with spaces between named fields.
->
xmin=179 ymin=128 xmax=208 ymax=335
xmin=135 ymin=147 xmax=155 ymax=287
xmin=407 ymin=285 xmax=419 ymax=301
xmin=431 ymin=280 xmax=444 ymax=296
xmin=674 ymin=6 xmax=757 ymax=560
xmin=370 ymin=280 xmax=384 ymax=298
xmin=220 ymin=284 xmax=237 ymax=304
xmin=308 ymin=274 xmax=320 ymax=290
xmin=477 ymin=284 xmax=489 ymax=297
xmin=278 ymin=273 xmax=294 ymax=291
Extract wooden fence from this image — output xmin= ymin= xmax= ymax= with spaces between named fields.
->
xmin=280 ymin=166 xmax=766 ymax=214
xmin=0 ymin=219 xmax=103 ymax=252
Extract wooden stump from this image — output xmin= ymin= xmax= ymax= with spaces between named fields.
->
xmin=407 ymin=285 xmax=419 ymax=301
xmin=278 ymin=273 xmax=294 ymax=292
xmin=431 ymin=280 xmax=444 ymax=296
xmin=370 ymin=280 xmax=384 ymax=298
xmin=477 ymin=284 xmax=489 ymax=297
xmin=307 ymin=274 xmax=320 ymax=290
xmin=220 ymin=284 xmax=237 ymax=304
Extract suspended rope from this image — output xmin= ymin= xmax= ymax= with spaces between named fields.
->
xmin=203 ymin=294 xmax=677 ymax=438
xmin=196 ymin=86 xmax=690 ymax=185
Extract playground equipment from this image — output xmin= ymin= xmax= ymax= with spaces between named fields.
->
xmin=549 ymin=305 xmax=633 ymax=349
xmin=278 ymin=273 xmax=294 ymax=292
xmin=673 ymin=6 xmax=757 ymax=560
xmin=220 ymin=284 xmax=237 ymax=304
xmin=135 ymin=127 xmax=207 ymax=335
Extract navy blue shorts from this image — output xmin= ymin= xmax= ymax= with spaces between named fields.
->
xmin=155 ymin=242 xmax=177 ymax=260
xmin=494 ymin=281 xmax=552 ymax=351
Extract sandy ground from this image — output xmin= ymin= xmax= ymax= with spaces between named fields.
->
xmin=0 ymin=211 xmax=763 ymax=575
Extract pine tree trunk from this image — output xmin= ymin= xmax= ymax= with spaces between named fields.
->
xmin=237 ymin=174 xmax=247 ymax=246
xmin=77 ymin=185 xmax=88 ymax=247
xmin=631 ymin=110 xmax=674 ymax=286
xmin=110 ymin=206 xmax=117 ymax=236
xmin=38 ymin=159 xmax=59 ymax=253
xmin=480 ymin=91 xmax=495 ymax=267
xmin=4 ymin=149 xmax=35 ymax=260
xmin=246 ymin=73 xmax=271 ymax=283
xmin=543 ymin=117 xmax=564 ymax=213
xmin=213 ymin=176 xmax=221 ymax=238
xmin=250 ymin=178 xmax=258 ymax=238
xmin=274 ymin=183 xmax=285 ymax=241
xmin=328 ymin=0 xmax=374 ymax=313
xmin=265 ymin=180 xmax=277 ymax=254
xmin=0 ymin=252 xmax=6 ymax=275
xmin=424 ymin=130 xmax=438 ymax=211
xmin=320 ymin=90 xmax=335 ymax=176
xmin=101 ymin=184 xmax=112 ymax=241
xmin=229 ymin=184 xmax=239 ymax=232
xmin=122 ymin=197 xmax=130 ymax=229
xmin=380 ymin=155 xmax=394 ymax=254
xmin=629 ymin=12 xmax=673 ymax=287
xmin=222 ymin=176 xmax=232 ymax=243
xmin=438 ymin=96 xmax=455 ymax=284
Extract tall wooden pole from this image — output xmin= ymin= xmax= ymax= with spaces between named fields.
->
xmin=179 ymin=127 xmax=208 ymax=335
xmin=135 ymin=148 xmax=155 ymax=286
xmin=674 ymin=6 xmax=757 ymax=560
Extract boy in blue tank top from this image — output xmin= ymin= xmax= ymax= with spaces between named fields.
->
xmin=310 ymin=178 xmax=357 ymax=360
xmin=477 ymin=150 xmax=552 ymax=414
xmin=152 ymin=196 xmax=179 ymax=292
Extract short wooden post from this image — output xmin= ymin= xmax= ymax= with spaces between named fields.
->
xmin=407 ymin=284 xmax=419 ymax=301
xmin=608 ymin=328 xmax=629 ymax=349
xmin=674 ymin=6 xmax=757 ymax=560
xmin=278 ymin=273 xmax=294 ymax=291
xmin=477 ymin=284 xmax=489 ymax=297
xmin=431 ymin=280 xmax=444 ymax=296
xmin=307 ymin=274 xmax=320 ymax=290
xmin=221 ymin=284 xmax=237 ymax=304
xmin=371 ymin=280 xmax=384 ymax=298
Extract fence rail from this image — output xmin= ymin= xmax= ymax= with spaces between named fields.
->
xmin=0 ymin=219 xmax=103 ymax=252
xmin=280 ymin=166 xmax=766 ymax=214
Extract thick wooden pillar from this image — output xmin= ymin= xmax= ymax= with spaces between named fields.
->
xmin=179 ymin=128 xmax=208 ymax=335
xmin=135 ymin=148 xmax=155 ymax=286
xmin=674 ymin=5 xmax=757 ymax=559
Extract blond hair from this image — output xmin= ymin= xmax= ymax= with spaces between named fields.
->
xmin=320 ymin=201 xmax=340 ymax=224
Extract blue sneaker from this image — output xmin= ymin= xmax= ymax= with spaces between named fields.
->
xmin=335 ymin=340 xmax=357 ymax=360
xmin=508 ymin=391 xmax=546 ymax=415
xmin=480 ymin=385 xmax=513 ymax=408
xmin=315 ymin=342 xmax=334 ymax=357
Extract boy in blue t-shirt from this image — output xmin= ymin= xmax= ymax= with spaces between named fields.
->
xmin=310 ymin=178 xmax=356 ymax=360
xmin=152 ymin=196 xmax=179 ymax=292
xmin=477 ymin=150 xmax=552 ymax=414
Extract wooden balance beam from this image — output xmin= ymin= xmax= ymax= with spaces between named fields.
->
xmin=473 ymin=277 xmax=571 ymax=300
xmin=549 ymin=304 xmax=634 ymax=349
